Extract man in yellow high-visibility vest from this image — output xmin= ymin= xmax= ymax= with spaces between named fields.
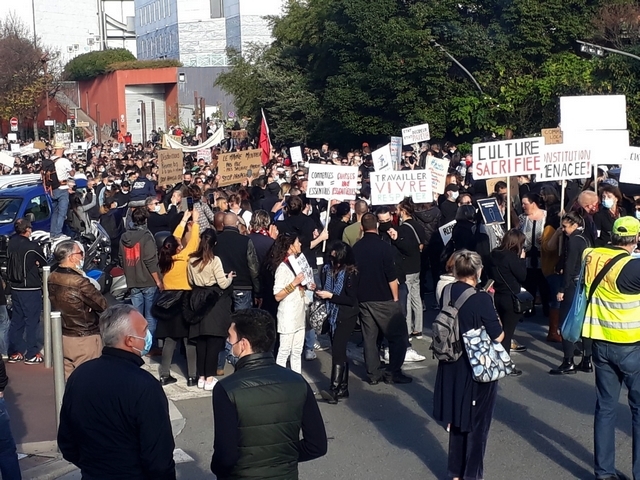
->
xmin=582 ymin=216 xmax=640 ymax=480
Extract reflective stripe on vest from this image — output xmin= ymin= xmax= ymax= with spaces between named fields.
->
xmin=582 ymin=247 xmax=640 ymax=343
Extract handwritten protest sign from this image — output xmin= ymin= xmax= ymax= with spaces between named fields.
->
xmin=402 ymin=123 xmax=430 ymax=145
xmin=370 ymin=170 xmax=433 ymax=205
xmin=541 ymin=128 xmax=563 ymax=145
xmin=390 ymin=137 xmax=403 ymax=170
xmin=288 ymin=254 xmax=314 ymax=286
xmin=429 ymin=156 xmax=449 ymax=195
xmin=307 ymin=164 xmax=359 ymax=200
xmin=290 ymin=146 xmax=303 ymax=165
xmin=218 ymin=149 xmax=263 ymax=187
xmin=537 ymin=144 xmax=593 ymax=181
xmin=196 ymin=148 xmax=212 ymax=163
xmin=157 ymin=149 xmax=184 ymax=185
xmin=472 ymin=138 xmax=542 ymax=180
xmin=620 ymin=146 xmax=640 ymax=184
xmin=439 ymin=220 xmax=456 ymax=245
xmin=372 ymin=144 xmax=392 ymax=171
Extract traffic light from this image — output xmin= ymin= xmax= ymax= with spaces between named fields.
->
xmin=70 ymin=118 xmax=75 ymax=128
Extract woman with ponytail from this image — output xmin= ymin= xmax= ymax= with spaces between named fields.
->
xmin=154 ymin=209 xmax=200 ymax=386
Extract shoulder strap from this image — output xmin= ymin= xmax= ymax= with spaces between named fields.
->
xmin=494 ymin=265 xmax=516 ymax=296
xmin=404 ymin=221 xmax=421 ymax=245
xmin=443 ymin=283 xmax=452 ymax=307
xmin=454 ymin=286 xmax=476 ymax=309
xmin=586 ymin=252 xmax=628 ymax=305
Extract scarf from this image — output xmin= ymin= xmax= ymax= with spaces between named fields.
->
xmin=323 ymin=264 xmax=346 ymax=333
xmin=253 ymin=228 xmax=270 ymax=237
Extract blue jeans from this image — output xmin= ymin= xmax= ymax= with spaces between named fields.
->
xmin=232 ymin=291 xmax=253 ymax=311
xmin=51 ymin=188 xmax=70 ymax=238
xmin=592 ymin=340 xmax=640 ymax=479
xmin=130 ymin=287 xmax=158 ymax=339
xmin=0 ymin=398 xmax=20 ymax=479
xmin=0 ymin=306 xmax=10 ymax=357
xmin=9 ymin=290 xmax=42 ymax=358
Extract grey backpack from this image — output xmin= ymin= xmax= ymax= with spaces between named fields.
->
xmin=430 ymin=284 xmax=476 ymax=362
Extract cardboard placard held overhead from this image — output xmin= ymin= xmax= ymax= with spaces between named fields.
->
xmin=157 ymin=149 xmax=184 ymax=185
xmin=372 ymin=144 xmax=393 ymax=171
xmin=217 ymin=149 xmax=263 ymax=187
xmin=541 ymin=128 xmax=563 ymax=145
xmin=429 ymin=156 xmax=449 ymax=195
xmin=307 ymin=164 xmax=359 ymax=200
xmin=472 ymin=137 xmax=543 ymax=179
xmin=439 ymin=220 xmax=456 ymax=245
xmin=619 ymin=146 xmax=640 ymax=185
xmin=290 ymin=146 xmax=303 ymax=165
xmin=561 ymin=129 xmax=630 ymax=165
xmin=196 ymin=148 xmax=212 ymax=163
xmin=370 ymin=170 xmax=433 ymax=205
xmin=477 ymin=198 xmax=505 ymax=225
xmin=390 ymin=136 xmax=403 ymax=170
xmin=402 ymin=123 xmax=430 ymax=145
xmin=537 ymin=144 xmax=593 ymax=181
xmin=560 ymin=95 xmax=627 ymax=131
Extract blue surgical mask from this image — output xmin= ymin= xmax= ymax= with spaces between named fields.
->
xmin=131 ymin=330 xmax=153 ymax=356
xmin=227 ymin=340 xmax=239 ymax=367
xmin=635 ymin=211 xmax=640 ymax=221
xmin=602 ymin=198 xmax=614 ymax=209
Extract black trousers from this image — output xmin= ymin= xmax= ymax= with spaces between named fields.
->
xmin=196 ymin=336 xmax=225 ymax=378
xmin=524 ymin=267 xmax=551 ymax=315
xmin=448 ymin=381 xmax=498 ymax=480
xmin=494 ymin=293 xmax=522 ymax=355
xmin=359 ymin=301 xmax=409 ymax=378
xmin=559 ymin=284 xmax=592 ymax=358
xmin=330 ymin=314 xmax=358 ymax=365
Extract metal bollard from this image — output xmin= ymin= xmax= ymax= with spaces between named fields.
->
xmin=51 ymin=312 xmax=65 ymax=429
xmin=42 ymin=266 xmax=52 ymax=368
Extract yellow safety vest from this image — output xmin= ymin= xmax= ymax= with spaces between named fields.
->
xmin=582 ymin=247 xmax=640 ymax=343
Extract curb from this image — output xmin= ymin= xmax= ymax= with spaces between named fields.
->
xmin=19 ymin=399 xmax=185 ymax=479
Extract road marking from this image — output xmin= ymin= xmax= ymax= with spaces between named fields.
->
xmin=173 ymin=448 xmax=194 ymax=464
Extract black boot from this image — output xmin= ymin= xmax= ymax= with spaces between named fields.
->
xmin=577 ymin=355 xmax=593 ymax=373
xmin=320 ymin=364 xmax=343 ymax=405
xmin=336 ymin=363 xmax=349 ymax=399
xmin=549 ymin=358 xmax=577 ymax=375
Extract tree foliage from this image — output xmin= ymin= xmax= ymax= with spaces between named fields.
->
xmin=218 ymin=0 xmax=640 ymax=147
xmin=63 ymin=48 xmax=136 ymax=81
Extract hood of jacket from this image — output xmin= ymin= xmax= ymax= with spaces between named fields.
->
xmin=120 ymin=227 xmax=151 ymax=248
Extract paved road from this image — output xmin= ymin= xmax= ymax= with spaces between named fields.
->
xmin=168 ymin=313 xmax=635 ymax=480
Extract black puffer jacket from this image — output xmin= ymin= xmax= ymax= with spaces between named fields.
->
xmin=414 ymin=207 xmax=442 ymax=249
xmin=7 ymin=234 xmax=46 ymax=291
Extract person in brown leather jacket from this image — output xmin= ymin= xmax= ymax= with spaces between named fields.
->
xmin=48 ymin=240 xmax=108 ymax=379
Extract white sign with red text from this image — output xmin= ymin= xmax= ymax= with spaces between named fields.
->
xmin=307 ymin=164 xmax=359 ymax=200
xmin=370 ymin=170 xmax=433 ymax=205
xmin=472 ymin=137 xmax=543 ymax=180
xmin=537 ymin=144 xmax=593 ymax=181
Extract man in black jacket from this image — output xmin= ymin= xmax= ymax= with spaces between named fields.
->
xmin=58 ymin=304 xmax=176 ymax=480
xmin=353 ymin=213 xmax=412 ymax=384
xmin=6 ymin=219 xmax=47 ymax=364
xmin=211 ymin=309 xmax=327 ymax=479
xmin=217 ymin=213 xmax=261 ymax=310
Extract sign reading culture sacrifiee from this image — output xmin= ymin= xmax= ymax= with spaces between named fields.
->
xmin=472 ymin=137 xmax=543 ymax=180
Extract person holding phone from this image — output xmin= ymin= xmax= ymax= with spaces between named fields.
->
xmin=189 ymin=185 xmax=216 ymax=233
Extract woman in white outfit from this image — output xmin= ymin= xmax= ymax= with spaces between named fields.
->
xmin=269 ymin=234 xmax=313 ymax=373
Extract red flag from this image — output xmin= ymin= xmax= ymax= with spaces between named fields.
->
xmin=259 ymin=108 xmax=271 ymax=165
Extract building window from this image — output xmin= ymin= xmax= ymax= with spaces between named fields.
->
xmin=210 ymin=0 xmax=224 ymax=18
xmin=167 ymin=0 xmax=171 ymax=17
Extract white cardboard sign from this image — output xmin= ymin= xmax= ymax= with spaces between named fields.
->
xmin=370 ymin=170 xmax=433 ymax=205
xmin=290 ymin=146 xmax=303 ymax=165
xmin=537 ymin=144 xmax=593 ymax=181
xmin=560 ymin=95 xmax=627 ymax=132
xmin=429 ymin=156 xmax=449 ymax=195
xmin=472 ymin=137 xmax=543 ymax=180
xmin=619 ymin=146 xmax=640 ymax=184
xmin=307 ymin=164 xmax=359 ymax=200
xmin=372 ymin=144 xmax=392 ymax=171
xmin=288 ymin=254 xmax=314 ymax=286
xmin=196 ymin=148 xmax=212 ymax=163
xmin=439 ymin=220 xmax=456 ymax=245
xmin=390 ymin=136 xmax=403 ymax=170
xmin=402 ymin=123 xmax=430 ymax=145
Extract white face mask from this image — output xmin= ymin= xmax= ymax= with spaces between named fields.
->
xmin=77 ymin=259 xmax=84 ymax=270
xmin=154 ymin=205 xmax=161 ymax=213
xmin=451 ymin=191 xmax=459 ymax=200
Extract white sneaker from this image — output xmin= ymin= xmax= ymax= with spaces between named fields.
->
xmin=204 ymin=378 xmax=218 ymax=391
xmin=405 ymin=347 xmax=426 ymax=363
xmin=314 ymin=341 xmax=329 ymax=351
xmin=380 ymin=348 xmax=389 ymax=363
xmin=197 ymin=377 xmax=205 ymax=389
xmin=304 ymin=350 xmax=317 ymax=361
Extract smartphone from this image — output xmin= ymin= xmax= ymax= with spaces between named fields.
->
xmin=246 ymin=168 xmax=253 ymax=178
xmin=186 ymin=196 xmax=194 ymax=211
xmin=481 ymin=279 xmax=494 ymax=292
xmin=208 ymin=193 xmax=214 ymax=203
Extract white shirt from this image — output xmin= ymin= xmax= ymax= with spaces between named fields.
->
xmin=55 ymin=157 xmax=73 ymax=189
xmin=274 ymin=263 xmax=306 ymax=334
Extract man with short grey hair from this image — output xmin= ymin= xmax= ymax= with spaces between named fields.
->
xmin=58 ymin=304 xmax=176 ymax=479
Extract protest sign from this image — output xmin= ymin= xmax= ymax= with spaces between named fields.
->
xmin=472 ymin=138 xmax=542 ymax=180
xmin=290 ymin=146 xmax=303 ymax=165
xmin=372 ymin=144 xmax=392 ymax=172
xmin=541 ymin=128 xmax=563 ymax=145
xmin=562 ymin=130 xmax=630 ymax=165
xmin=218 ymin=148 xmax=263 ymax=187
xmin=307 ymin=164 xmax=359 ymax=200
xmin=34 ymin=141 xmax=46 ymax=150
xmin=370 ymin=170 xmax=433 ymax=205
xmin=402 ymin=123 xmax=430 ymax=145
xmin=485 ymin=177 xmax=506 ymax=195
xmin=196 ymin=148 xmax=212 ymax=163
xmin=429 ymin=156 xmax=449 ymax=195
xmin=7 ymin=133 xmax=17 ymax=143
xmin=477 ymin=198 xmax=505 ymax=225
xmin=390 ymin=137 xmax=403 ymax=170
xmin=157 ymin=149 xmax=184 ymax=185
xmin=619 ymin=146 xmax=640 ymax=184
xmin=439 ymin=220 xmax=456 ymax=245
xmin=537 ymin=144 xmax=593 ymax=181
xmin=0 ymin=152 xmax=14 ymax=168
xmin=288 ymin=254 xmax=314 ymax=286
xmin=9 ymin=144 xmax=19 ymax=153
xmin=560 ymin=95 xmax=627 ymax=132
xmin=230 ymin=129 xmax=248 ymax=139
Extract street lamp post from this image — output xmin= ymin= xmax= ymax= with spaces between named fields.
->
xmin=431 ymin=40 xmax=485 ymax=95
xmin=577 ymin=40 xmax=640 ymax=62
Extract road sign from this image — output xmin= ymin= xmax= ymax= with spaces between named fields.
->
xmin=10 ymin=117 xmax=18 ymax=132
xmin=228 ymin=111 xmax=235 ymax=118
xmin=44 ymin=119 xmax=55 ymax=127
xmin=76 ymin=121 xmax=89 ymax=127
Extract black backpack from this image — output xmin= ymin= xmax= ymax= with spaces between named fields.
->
xmin=430 ymin=284 xmax=476 ymax=362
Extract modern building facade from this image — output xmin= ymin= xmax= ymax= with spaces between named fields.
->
xmin=0 ymin=0 xmax=136 ymax=63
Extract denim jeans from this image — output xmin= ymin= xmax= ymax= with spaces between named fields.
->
xmin=592 ymin=340 xmax=640 ymax=479
xmin=0 ymin=306 xmax=10 ymax=357
xmin=130 ymin=287 xmax=158 ymax=339
xmin=9 ymin=290 xmax=42 ymax=358
xmin=0 ymin=398 xmax=21 ymax=479
xmin=51 ymin=188 xmax=70 ymax=238
xmin=232 ymin=290 xmax=253 ymax=311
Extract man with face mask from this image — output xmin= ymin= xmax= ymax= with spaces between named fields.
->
xmin=58 ymin=304 xmax=176 ymax=479
xmin=48 ymin=241 xmax=108 ymax=379
xmin=441 ymin=184 xmax=460 ymax=224
xmin=146 ymin=196 xmax=180 ymax=236
xmin=211 ymin=309 xmax=327 ymax=479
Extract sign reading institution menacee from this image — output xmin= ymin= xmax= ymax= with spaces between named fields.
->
xmin=472 ymin=137 xmax=543 ymax=180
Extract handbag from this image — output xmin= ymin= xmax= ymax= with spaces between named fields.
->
xmin=462 ymin=326 xmax=515 ymax=382
xmin=150 ymin=290 xmax=184 ymax=322
xmin=495 ymin=267 xmax=534 ymax=314
xmin=308 ymin=299 xmax=328 ymax=334
xmin=561 ymin=251 xmax=627 ymax=343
